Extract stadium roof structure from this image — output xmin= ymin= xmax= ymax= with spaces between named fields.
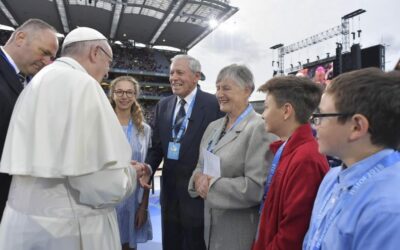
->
xmin=0 ymin=0 xmax=238 ymax=50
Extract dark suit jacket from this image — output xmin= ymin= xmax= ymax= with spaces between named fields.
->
xmin=0 ymin=50 xmax=23 ymax=219
xmin=146 ymin=87 xmax=223 ymax=221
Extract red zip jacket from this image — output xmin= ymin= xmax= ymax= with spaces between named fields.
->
xmin=253 ymin=124 xmax=329 ymax=250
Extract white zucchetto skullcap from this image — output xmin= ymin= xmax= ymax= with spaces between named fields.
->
xmin=62 ymin=27 xmax=107 ymax=49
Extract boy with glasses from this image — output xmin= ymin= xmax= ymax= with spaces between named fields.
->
xmin=253 ymin=76 xmax=329 ymax=250
xmin=303 ymin=68 xmax=400 ymax=250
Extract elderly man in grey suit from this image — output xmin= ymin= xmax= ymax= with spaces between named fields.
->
xmin=189 ymin=64 xmax=276 ymax=250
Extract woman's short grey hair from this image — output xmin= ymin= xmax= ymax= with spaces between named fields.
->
xmin=171 ymin=54 xmax=201 ymax=74
xmin=216 ymin=64 xmax=255 ymax=93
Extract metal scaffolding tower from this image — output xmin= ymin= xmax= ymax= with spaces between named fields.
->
xmin=271 ymin=9 xmax=366 ymax=75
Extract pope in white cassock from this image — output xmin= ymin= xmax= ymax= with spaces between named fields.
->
xmin=0 ymin=27 xmax=147 ymax=250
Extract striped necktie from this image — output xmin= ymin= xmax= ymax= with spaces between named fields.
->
xmin=174 ymin=99 xmax=186 ymax=136
xmin=17 ymin=72 xmax=26 ymax=87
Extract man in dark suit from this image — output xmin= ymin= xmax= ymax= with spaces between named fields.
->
xmin=0 ymin=19 xmax=59 ymax=220
xmin=145 ymin=54 xmax=223 ymax=250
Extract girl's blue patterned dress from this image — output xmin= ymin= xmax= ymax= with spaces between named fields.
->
xmin=116 ymin=124 xmax=152 ymax=248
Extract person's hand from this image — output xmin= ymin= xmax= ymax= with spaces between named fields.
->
xmin=131 ymin=160 xmax=145 ymax=179
xmin=139 ymin=172 xmax=152 ymax=190
xmin=194 ymin=173 xmax=211 ymax=199
xmin=135 ymin=205 xmax=148 ymax=229
xmin=131 ymin=161 xmax=152 ymax=189
xmin=194 ymin=173 xmax=205 ymax=190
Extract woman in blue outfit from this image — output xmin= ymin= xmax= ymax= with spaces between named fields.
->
xmin=110 ymin=76 xmax=152 ymax=250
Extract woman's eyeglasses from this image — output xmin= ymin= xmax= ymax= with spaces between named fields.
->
xmin=114 ymin=90 xmax=135 ymax=98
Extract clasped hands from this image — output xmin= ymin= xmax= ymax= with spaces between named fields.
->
xmin=194 ymin=172 xmax=212 ymax=199
xmin=131 ymin=160 xmax=152 ymax=189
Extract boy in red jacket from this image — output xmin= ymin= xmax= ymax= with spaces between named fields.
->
xmin=253 ymin=76 xmax=329 ymax=250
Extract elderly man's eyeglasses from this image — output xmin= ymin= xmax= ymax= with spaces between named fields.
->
xmin=97 ymin=46 xmax=112 ymax=59
xmin=310 ymin=113 xmax=353 ymax=126
xmin=114 ymin=90 xmax=135 ymax=98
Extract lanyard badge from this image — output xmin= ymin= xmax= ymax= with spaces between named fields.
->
xmin=167 ymin=142 xmax=181 ymax=160
xmin=167 ymin=93 xmax=197 ymax=160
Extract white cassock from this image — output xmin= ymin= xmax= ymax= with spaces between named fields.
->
xmin=0 ymin=57 xmax=136 ymax=250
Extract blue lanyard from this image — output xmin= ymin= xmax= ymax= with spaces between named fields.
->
xmin=259 ymin=140 xmax=287 ymax=213
xmin=207 ymin=105 xmax=253 ymax=152
xmin=171 ymin=92 xmax=196 ymax=142
xmin=124 ymin=119 xmax=143 ymax=162
xmin=307 ymin=150 xmax=400 ymax=250
xmin=226 ymin=105 xmax=253 ymax=133
xmin=126 ymin=119 xmax=133 ymax=144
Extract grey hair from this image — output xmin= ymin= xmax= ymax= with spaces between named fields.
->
xmin=7 ymin=18 xmax=56 ymax=43
xmin=171 ymin=54 xmax=201 ymax=74
xmin=216 ymin=64 xmax=255 ymax=93
xmin=61 ymin=39 xmax=107 ymax=57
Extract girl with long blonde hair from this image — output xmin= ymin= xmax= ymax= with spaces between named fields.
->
xmin=110 ymin=76 xmax=152 ymax=250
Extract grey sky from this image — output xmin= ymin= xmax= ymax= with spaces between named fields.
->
xmin=190 ymin=0 xmax=400 ymax=100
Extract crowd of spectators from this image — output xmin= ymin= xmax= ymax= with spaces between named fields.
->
xmin=138 ymin=85 xmax=171 ymax=124
xmin=111 ymin=45 xmax=176 ymax=74
xmin=141 ymin=86 xmax=171 ymax=97
xmin=141 ymin=103 xmax=156 ymax=124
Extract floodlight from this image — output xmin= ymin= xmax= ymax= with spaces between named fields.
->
xmin=209 ymin=19 xmax=218 ymax=29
